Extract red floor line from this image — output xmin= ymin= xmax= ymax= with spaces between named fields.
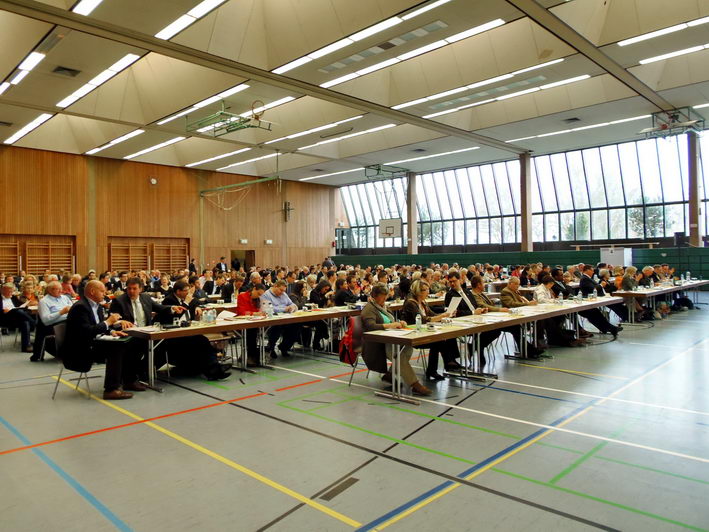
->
xmin=328 ymin=368 xmax=368 ymax=379
xmin=275 ymin=380 xmax=322 ymax=392
xmin=0 ymin=391 xmax=267 ymax=456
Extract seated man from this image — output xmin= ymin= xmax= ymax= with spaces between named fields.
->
xmin=470 ymin=275 xmax=543 ymax=361
xmin=639 ymin=266 xmax=657 ymax=288
xmin=0 ymin=282 xmax=35 ymax=352
xmin=334 ymin=275 xmax=366 ymax=306
xmin=189 ymin=276 xmax=208 ymax=305
xmin=500 ymin=276 xmax=538 ymax=309
xmin=221 ymin=274 xmax=244 ymax=303
xmin=552 ymin=268 xmax=620 ymax=338
xmin=32 ymin=280 xmax=73 ymax=361
xmin=261 ymin=280 xmax=299 ymax=358
xmin=203 ymin=274 xmax=225 ymax=297
xmin=160 ymin=280 xmax=230 ymax=380
xmin=579 ymin=264 xmax=628 ymax=322
xmin=63 ymin=280 xmax=142 ymax=400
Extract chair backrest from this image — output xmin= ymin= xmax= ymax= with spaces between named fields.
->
xmin=351 ymin=315 xmax=363 ymax=353
xmin=53 ymin=322 xmax=67 ymax=354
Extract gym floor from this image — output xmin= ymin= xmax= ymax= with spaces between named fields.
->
xmin=1 ymin=300 xmax=708 ymax=532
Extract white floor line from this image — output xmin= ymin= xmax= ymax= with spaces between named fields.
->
xmin=269 ymin=343 xmax=709 ymax=465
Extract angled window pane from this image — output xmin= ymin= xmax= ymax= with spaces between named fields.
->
xmin=416 ymin=177 xmax=430 ymax=221
xmin=454 ymin=220 xmax=465 ymax=245
xmin=467 ymin=167 xmax=488 ymax=216
xmin=592 ymin=210 xmax=608 ymax=240
xmin=532 ymin=214 xmax=544 ymax=242
xmin=437 ymin=173 xmax=453 ymax=220
xmin=618 ymin=142 xmax=643 ymax=204
xmin=423 ymin=174 xmax=442 ymax=220
xmin=367 ymin=185 xmax=383 ymax=222
xmin=493 ymin=163 xmax=514 ymax=215
xmin=560 ymin=212 xmax=575 ymax=240
xmin=367 ymin=227 xmax=375 ymax=248
xmin=582 ymin=148 xmax=607 ymax=208
xmin=664 ymin=204 xmax=685 ymax=237
xmin=627 ymin=207 xmax=644 ymax=238
xmin=700 ymin=133 xmax=709 ymax=200
xmin=677 ymin=135 xmax=690 ymax=202
xmin=349 ymin=186 xmax=367 ymax=226
xmin=637 ymin=139 xmax=662 ymax=203
xmin=456 ymin=169 xmax=476 ymax=217
xmin=535 ymin=156 xmax=558 ymax=211
xmin=657 ymin=136 xmax=683 ymax=202
xmin=645 ymin=205 xmax=663 ymax=237
xmin=609 ymin=208 xmax=626 ymax=239
xmin=515 ymin=215 xmax=521 ymax=242
xmin=480 ymin=165 xmax=501 ymax=215
xmin=566 ymin=151 xmax=590 ymax=208
xmin=443 ymin=221 xmax=454 ymax=245
xmin=340 ymin=188 xmax=356 ymax=226
xmin=478 ymin=218 xmax=490 ymax=244
xmin=544 ymin=214 xmax=559 ymax=241
xmin=443 ymin=170 xmax=463 ymax=219
xmin=599 ymin=145 xmax=625 ymax=206
xmin=420 ymin=222 xmax=432 ymax=246
xmin=550 ymin=154 xmax=573 ymax=210
xmin=576 ymin=211 xmax=590 ymax=240
xmin=393 ymin=178 xmax=408 ymax=222
xmin=530 ymin=161 xmax=543 ymax=213
xmin=506 ymin=160 xmax=521 ymax=213
xmin=431 ymin=221 xmax=443 ymax=245
xmin=466 ymin=220 xmax=477 ymax=245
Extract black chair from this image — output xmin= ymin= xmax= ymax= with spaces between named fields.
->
xmin=51 ymin=322 xmax=92 ymax=400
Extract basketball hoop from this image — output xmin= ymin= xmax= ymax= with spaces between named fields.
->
xmin=251 ymin=100 xmax=265 ymax=121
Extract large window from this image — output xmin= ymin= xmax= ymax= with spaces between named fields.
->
xmin=338 ymin=133 xmax=709 ymax=249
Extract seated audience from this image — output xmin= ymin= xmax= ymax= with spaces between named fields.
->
xmin=579 ymin=264 xmax=628 ymax=322
xmin=261 ymin=280 xmax=299 ymax=358
xmin=1 ymin=282 xmax=36 ymax=353
xmin=236 ymin=283 xmax=267 ymax=366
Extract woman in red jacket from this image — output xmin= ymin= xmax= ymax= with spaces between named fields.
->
xmin=237 ymin=283 xmax=266 ymax=366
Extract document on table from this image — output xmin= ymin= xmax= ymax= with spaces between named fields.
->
xmin=446 ymin=296 xmax=461 ymax=315
xmin=217 ymin=310 xmax=236 ymax=319
xmin=378 ymin=329 xmax=414 ymax=337
xmin=131 ymin=325 xmax=160 ymax=333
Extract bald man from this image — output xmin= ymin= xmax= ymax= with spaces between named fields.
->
xmin=63 ymin=280 xmax=142 ymax=400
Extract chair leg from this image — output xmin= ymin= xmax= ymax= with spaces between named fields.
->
xmin=52 ymin=367 xmax=63 ymax=400
xmin=348 ymin=358 xmax=358 ymax=386
xmin=84 ymin=373 xmax=91 ymax=398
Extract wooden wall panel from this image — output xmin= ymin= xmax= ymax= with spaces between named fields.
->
xmin=0 ymin=145 xmax=337 ymax=272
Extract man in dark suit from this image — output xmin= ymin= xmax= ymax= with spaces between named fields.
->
xmin=113 ymin=271 xmax=129 ymax=293
xmin=63 ymin=280 xmax=142 ymax=400
xmin=215 ymin=257 xmax=228 ymax=274
xmin=231 ymin=257 xmax=241 ymax=272
xmin=580 ymin=264 xmax=628 ymax=323
xmin=1 ymin=282 xmax=35 ymax=352
xmin=221 ymin=274 xmax=244 ymax=303
xmin=333 ymin=276 xmax=366 ymax=306
xmin=188 ymin=258 xmax=197 ymax=275
xmin=203 ymin=274 xmax=225 ymax=297
xmin=160 ymin=280 xmax=230 ymax=380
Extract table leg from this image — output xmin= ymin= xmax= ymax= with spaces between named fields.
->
xmin=232 ymin=330 xmax=256 ymax=373
xmin=374 ymin=345 xmax=419 ymax=405
xmin=142 ymin=339 xmax=163 ymax=393
xmin=444 ymin=334 xmax=495 ymax=381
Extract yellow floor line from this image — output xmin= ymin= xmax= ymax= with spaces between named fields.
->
xmin=371 ymin=338 xmax=709 ymax=530
xmin=55 ymin=377 xmax=361 ymax=528
xmin=515 ymin=363 xmax=628 ymax=380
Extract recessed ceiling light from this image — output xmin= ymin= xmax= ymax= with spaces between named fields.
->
xmin=18 ymin=52 xmax=46 ymax=72
xmin=638 ymin=44 xmax=707 ymax=65
xmin=217 ymin=152 xmax=279 ymax=171
xmin=10 ymin=70 xmax=29 ymax=85
xmin=350 ymin=17 xmax=403 ymax=42
xmin=402 ymin=0 xmax=453 ymax=21
xmin=71 ymin=0 xmax=104 ymax=16
xmin=0 ymin=82 xmax=10 ymax=95
xmin=298 ymin=124 xmax=396 ymax=150
xmin=4 ymin=113 xmax=53 ymax=145
xmin=186 ymin=147 xmax=252 ymax=167
xmin=124 ymin=136 xmax=186 ymax=159
xmin=85 ymin=129 xmax=144 ymax=155
xmin=300 ymin=168 xmax=363 ymax=181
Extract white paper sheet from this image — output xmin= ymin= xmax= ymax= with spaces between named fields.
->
xmin=446 ymin=296 xmax=461 ymax=315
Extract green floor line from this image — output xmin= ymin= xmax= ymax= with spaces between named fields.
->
xmin=594 ymin=455 xmax=709 ymax=486
xmin=495 ymin=469 xmax=709 ymax=532
xmin=204 ymin=381 xmax=230 ymax=390
xmin=306 ymin=393 xmax=372 ymax=412
xmin=549 ymin=427 xmax=626 ymax=485
xmin=276 ymin=397 xmax=709 ymax=531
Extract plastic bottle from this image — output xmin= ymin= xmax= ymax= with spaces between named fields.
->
xmin=681 ymin=273 xmax=685 ymax=282
xmin=415 ymin=314 xmax=422 ymax=331
xmin=686 ymin=270 xmax=691 ymax=281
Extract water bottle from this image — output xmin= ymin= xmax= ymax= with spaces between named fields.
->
xmin=415 ymin=314 xmax=422 ymax=331
xmin=686 ymin=270 xmax=691 ymax=281
xmin=230 ymin=293 xmax=236 ymax=303
xmin=681 ymin=273 xmax=685 ymax=282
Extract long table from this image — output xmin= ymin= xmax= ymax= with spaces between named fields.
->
xmin=363 ymin=296 xmax=624 ymax=403
xmin=613 ymin=279 xmax=709 ymax=322
xmin=125 ymin=306 xmax=360 ymax=391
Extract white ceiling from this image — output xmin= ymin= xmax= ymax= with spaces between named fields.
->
xmin=0 ymin=0 xmax=708 ymax=186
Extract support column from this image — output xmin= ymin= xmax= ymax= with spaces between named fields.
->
xmin=406 ymin=172 xmax=418 ymax=255
xmin=688 ymin=132 xmax=702 ymax=247
xmin=520 ymin=152 xmax=533 ymax=253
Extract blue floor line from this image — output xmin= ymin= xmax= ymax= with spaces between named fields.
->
xmin=356 ymin=335 xmax=707 ymax=531
xmin=0 ymin=415 xmax=133 ymax=532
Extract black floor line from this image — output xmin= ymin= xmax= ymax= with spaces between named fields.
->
xmin=163 ymin=379 xmax=619 ymax=531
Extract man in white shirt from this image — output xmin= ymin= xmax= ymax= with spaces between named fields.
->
xmin=1 ymin=282 xmax=35 ymax=352
xmin=32 ymin=281 xmax=73 ymax=361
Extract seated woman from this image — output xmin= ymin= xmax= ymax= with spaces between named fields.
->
xmin=236 ymin=283 xmax=266 ymax=366
xmin=401 ymin=280 xmax=461 ymax=381
xmin=534 ymin=276 xmax=584 ymax=347
xmin=519 ymin=266 xmax=536 ymax=286
xmin=154 ymin=274 xmax=172 ymax=297
xmin=395 ymin=277 xmax=411 ymax=300
xmin=308 ymin=280 xmax=332 ymax=350
xmin=361 ymin=284 xmax=431 ymax=396
xmin=18 ymin=279 xmax=39 ymax=306
xmin=621 ymin=266 xmax=649 ymax=318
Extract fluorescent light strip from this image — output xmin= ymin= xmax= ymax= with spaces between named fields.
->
xmin=320 ymin=18 xmax=507 ymax=89
xmin=0 ymin=82 xmax=9 ymax=95
xmin=157 ymin=83 xmax=250 ymax=125
xmin=264 ymin=115 xmax=363 ymax=145
xmin=72 ymin=0 xmax=103 ymax=15
xmin=392 ymin=59 xmax=562 ymax=111
xmin=56 ymin=53 xmax=141 ymax=108
xmin=298 ymin=124 xmax=396 ymax=150
xmin=217 ymin=152 xmax=278 ymax=171
xmin=85 ymin=129 xmax=145 ymax=155
xmin=186 ymin=147 xmax=252 ymax=167
xmin=638 ymin=44 xmax=708 ymax=65
xmin=155 ymin=0 xmax=227 ymax=40
xmin=18 ymin=52 xmax=45 ymax=71
xmin=402 ymin=0 xmax=453 ymax=21
xmin=693 ymin=103 xmax=709 ymax=109
xmin=4 ymin=113 xmax=53 ymax=144
xmin=239 ymin=96 xmax=296 ymax=118
xmin=423 ymin=75 xmax=588 ymax=118
xmin=124 ymin=136 xmax=185 ymax=159
xmin=272 ymin=1 xmax=453 ymax=75
xmin=10 ymin=70 xmax=29 ymax=85
xmin=300 ymin=168 xmax=364 ymax=182
xmin=385 ymin=146 xmax=479 ymax=165
xmin=505 ymin=115 xmax=650 ymax=143
xmin=618 ymin=15 xmax=709 ymax=47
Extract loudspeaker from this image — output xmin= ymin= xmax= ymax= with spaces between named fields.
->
xmin=674 ymin=232 xmax=687 ymax=247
